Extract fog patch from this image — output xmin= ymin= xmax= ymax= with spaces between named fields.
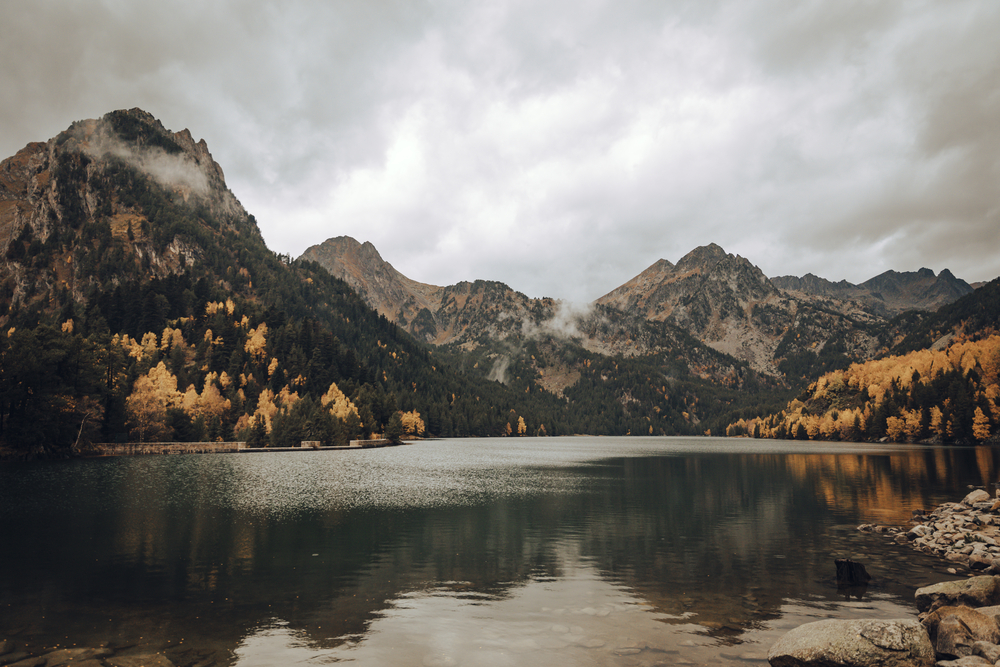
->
xmin=84 ymin=133 xmax=211 ymax=197
xmin=487 ymin=355 xmax=511 ymax=384
xmin=521 ymin=300 xmax=594 ymax=341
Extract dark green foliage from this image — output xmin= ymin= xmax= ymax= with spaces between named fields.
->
xmin=103 ymin=110 xmax=183 ymax=154
xmin=385 ymin=412 xmax=404 ymax=444
xmin=889 ymin=279 xmax=1000 ymax=354
xmin=0 ymin=325 xmax=106 ymax=455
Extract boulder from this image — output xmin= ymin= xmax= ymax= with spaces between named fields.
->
xmin=963 ymin=490 xmax=991 ymax=506
xmin=934 ymin=657 xmax=994 ymax=666
xmin=923 ymin=605 xmax=1000 ymax=659
xmin=969 ymin=553 xmax=995 ymax=571
xmin=915 ymin=576 xmax=1000 ymax=613
xmin=972 ymin=640 xmax=1000 ymax=663
xmin=767 ymin=618 xmax=934 ymax=667
xmin=934 ymin=613 xmax=978 ymax=659
xmin=835 ymin=559 xmax=872 ymax=586
xmin=975 ymin=605 xmax=1000 ymax=621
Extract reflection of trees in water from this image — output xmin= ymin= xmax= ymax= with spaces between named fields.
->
xmin=2 ymin=447 xmax=997 ymax=656
xmin=558 ymin=449 xmax=1000 ymax=637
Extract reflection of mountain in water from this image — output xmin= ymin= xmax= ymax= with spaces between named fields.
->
xmin=1 ymin=442 xmax=997 ymax=661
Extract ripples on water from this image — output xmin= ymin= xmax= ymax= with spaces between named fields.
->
xmin=1 ymin=437 xmax=997 ymax=666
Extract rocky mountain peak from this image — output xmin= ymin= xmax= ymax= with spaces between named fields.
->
xmin=0 ymin=109 xmax=260 ymax=316
xmin=674 ymin=243 xmax=729 ymax=274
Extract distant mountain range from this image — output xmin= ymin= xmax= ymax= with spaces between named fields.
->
xmin=770 ymin=267 xmax=972 ymax=315
xmin=300 ymin=236 xmax=972 ymax=378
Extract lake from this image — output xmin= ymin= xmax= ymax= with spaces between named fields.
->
xmin=1 ymin=437 xmax=998 ymax=666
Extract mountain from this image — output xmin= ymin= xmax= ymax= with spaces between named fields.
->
xmin=595 ymin=244 xmax=883 ymax=377
xmin=771 ymin=267 xmax=973 ymax=315
xmin=0 ymin=109 xmax=601 ymax=454
xmin=301 ymin=235 xmax=551 ymax=346
xmin=301 ymin=236 xmax=791 ymax=433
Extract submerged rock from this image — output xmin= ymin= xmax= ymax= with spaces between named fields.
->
xmin=835 ymin=558 xmax=872 ymax=586
xmin=767 ymin=618 xmax=934 ymax=667
xmin=106 ymin=655 xmax=176 ymax=667
xmin=963 ymin=490 xmax=992 ymax=506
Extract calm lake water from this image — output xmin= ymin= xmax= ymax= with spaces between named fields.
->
xmin=2 ymin=437 xmax=999 ymax=666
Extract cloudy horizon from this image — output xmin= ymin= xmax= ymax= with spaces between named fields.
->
xmin=2 ymin=1 xmax=998 ymax=301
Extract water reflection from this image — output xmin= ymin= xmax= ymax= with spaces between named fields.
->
xmin=1 ymin=438 xmax=998 ymax=666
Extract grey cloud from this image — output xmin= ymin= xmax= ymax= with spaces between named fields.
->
xmin=1 ymin=0 xmax=998 ymax=298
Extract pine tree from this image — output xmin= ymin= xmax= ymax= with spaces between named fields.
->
xmin=973 ymin=407 xmax=992 ymax=442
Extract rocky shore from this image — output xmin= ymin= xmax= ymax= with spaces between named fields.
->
xmin=768 ymin=488 xmax=1000 ymax=666
xmin=0 ymin=643 xmax=214 ymax=667
xmin=859 ymin=488 xmax=1000 ymax=576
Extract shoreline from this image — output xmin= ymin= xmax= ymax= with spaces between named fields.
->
xmin=859 ymin=487 xmax=1000 ymax=577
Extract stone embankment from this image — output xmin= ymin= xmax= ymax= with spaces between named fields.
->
xmin=767 ymin=488 xmax=1000 ymax=666
xmin=84 ymin=442 xmax=246 ymax=456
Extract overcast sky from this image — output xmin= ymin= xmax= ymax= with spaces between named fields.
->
xmin=2 ymin=1 xmax=998 ymax=301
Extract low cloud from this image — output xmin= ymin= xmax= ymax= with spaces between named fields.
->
xmin=521 ymin=300 xmax=594 ymax=341
xmin=84 ymin=132 xmax=211 ymax=198
xmin=486 ymin=355 xmax=511 ymax=385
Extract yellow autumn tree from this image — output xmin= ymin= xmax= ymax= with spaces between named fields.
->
xmin=884 ymin=416 xmax=905 ymax=442
xmin=929 ymin=406 xmax=946 ymax=438
xmin=321 ymin=382 xmax=360 ymax=422
xmin=251 ymin=388 xmax=280 ymax=433
xmin=244 ymin=322 xmax=268 ymax=362
xmin=126 ymin=362 xmax=182 ymax=442
xmin=400 ymin=410 xmax=425 ymax=436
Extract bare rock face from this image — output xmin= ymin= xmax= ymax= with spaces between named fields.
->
xmin=915 ymin=576 xmax=1000 ymax=613
xmin=766 ymin=618 xmax=934 ymax=667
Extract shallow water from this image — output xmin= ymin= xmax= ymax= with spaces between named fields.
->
xmin=2 ymin=437 xmax=998 ymax=666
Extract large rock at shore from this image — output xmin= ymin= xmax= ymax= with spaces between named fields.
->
xmin=916 ymin=576 xmax=1000 ymax=613
xmin=934 ymin=656 xmax=995 ymax=666
xmin=767 ymin=618 xmax=934 ymax=667
xmin=962 ymin=490 xmax=992 ymax=505
xmin=923 ymin=604 xmax=1000 ymax=658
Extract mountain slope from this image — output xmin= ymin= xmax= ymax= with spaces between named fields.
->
xmin=301 ymin=235 xmax=558 ymax=346
xmin=301 ymin=236 xmax=793 ymax=433
xmin=595 ymin=244 xmax=882 ymax=377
